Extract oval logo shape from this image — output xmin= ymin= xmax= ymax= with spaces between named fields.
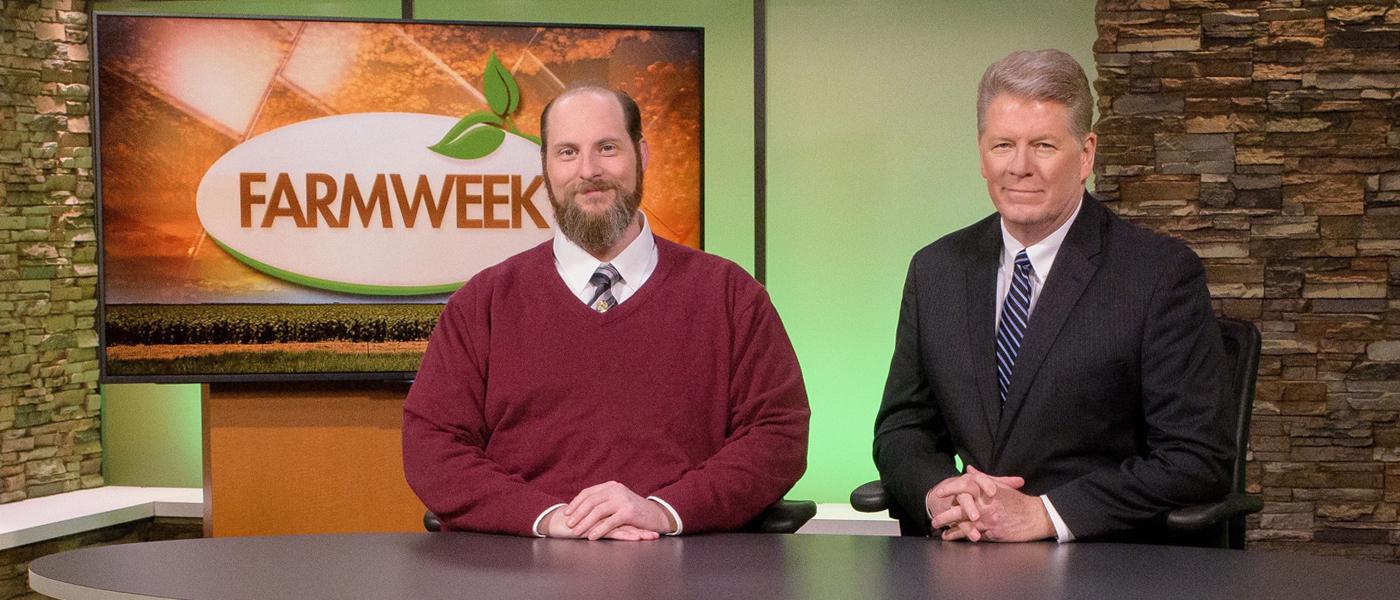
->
xmin=195 ymin=113 xmax=554 ymax=295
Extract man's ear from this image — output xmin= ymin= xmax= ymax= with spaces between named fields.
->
xmin=639 ymin=138 xmax=650 ymax=172
xmin=1079 ymin=132 xmax=1097 ymax=183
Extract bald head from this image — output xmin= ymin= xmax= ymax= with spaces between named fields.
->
xmin=539 ymin=85 xmax=643 ymax=157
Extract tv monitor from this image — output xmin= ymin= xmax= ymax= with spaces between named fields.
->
xmin=94 ymin=13 xmax=703 ymax=382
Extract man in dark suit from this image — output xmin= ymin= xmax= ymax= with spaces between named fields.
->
xmin=873 ymin=49 xmax=1234 ymax=543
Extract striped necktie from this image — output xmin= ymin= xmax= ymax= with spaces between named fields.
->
xmin=995 ymin=250 xmax=1034 ymax=405
xmin=587 ymin=264 xmax=621 ymax=313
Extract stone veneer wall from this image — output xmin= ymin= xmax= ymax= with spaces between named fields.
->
xmin=0 ymin=0 xmax=102 ymax=504
xmin=1095 ymin=1 xmax=1400 ymax=560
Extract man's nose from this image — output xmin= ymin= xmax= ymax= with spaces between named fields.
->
xmin=579 ymin=151 xmax=604 ymax=179
xmin=1008 ymin=145 xmax=1033 ymax=177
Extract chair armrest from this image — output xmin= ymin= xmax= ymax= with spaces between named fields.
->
xmin=424 ymin=511 xmax=442 ymax=532
xmin=1164 ymin=493 xmax=1264 ymax=532
xmin=744 ymin=499 xmax=817 ymax=534
xmin=850 ymin=480 xmax=890 ymax=513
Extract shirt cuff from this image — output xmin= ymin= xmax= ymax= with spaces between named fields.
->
xmin=533 ymin=503 xmax=566 ymax=538
xmin=647 ymin=496 xmax=683 ymax=535
xmin=1040 ymin=495 xmax=1075 ymax=543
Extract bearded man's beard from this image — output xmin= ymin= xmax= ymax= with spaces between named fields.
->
xmin=550 ymin=176 xmax=644 ymax=255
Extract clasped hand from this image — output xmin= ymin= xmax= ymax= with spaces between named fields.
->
xmin=926 ymin=466 xmax=1053 ymax=542
xmin=541 ymin=481 xmax=676 ymax=541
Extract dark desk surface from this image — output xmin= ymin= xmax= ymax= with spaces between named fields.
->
xmin=30 ymin=532 xmax=1400 ymax=600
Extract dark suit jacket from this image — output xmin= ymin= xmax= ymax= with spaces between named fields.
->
xmin=873 ymin=193 xmax=1234 ymax=540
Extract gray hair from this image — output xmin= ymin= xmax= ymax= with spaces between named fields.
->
xmin=976 ymin=49 xmax=1093 ymax=140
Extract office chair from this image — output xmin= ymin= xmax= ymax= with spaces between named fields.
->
xmin=425 ymin=499 xmax=817 ymax=534
xmin=850 ymin=316 xmax=1264 ymax=549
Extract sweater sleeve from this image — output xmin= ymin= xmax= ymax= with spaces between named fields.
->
xmin=402 ymin=282 xmax=564 ymax=536
xmin=650 ymin=281 xmax=810 ymax=533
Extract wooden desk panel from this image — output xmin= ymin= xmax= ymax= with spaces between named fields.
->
xmin=204 ymin=381 xmax=423 ymax=537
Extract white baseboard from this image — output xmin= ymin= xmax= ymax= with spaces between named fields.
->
xmin=798 ymin=503 xmax=900 ymax=536
xmin=0 ymin=486 xmax=201 ymax=550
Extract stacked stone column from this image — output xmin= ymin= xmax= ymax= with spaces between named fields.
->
xmin=1096 ymin=0 xmax=1400 ymax=560
xmin=0 ymin=0 xmax=101 ymax=504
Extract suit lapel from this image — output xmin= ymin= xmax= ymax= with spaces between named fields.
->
xmin=993 ymin=193 xmax=1107 ymax=457
xmin=963 ymin=218 xmax=1003 ymax=450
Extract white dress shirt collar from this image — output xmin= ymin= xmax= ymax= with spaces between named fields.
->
xmin=998 ymin=195 xmax=1084 ymax=282
xmin=552 ymin=213 xmax=658 ymax=305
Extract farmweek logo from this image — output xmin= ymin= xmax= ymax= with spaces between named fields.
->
xmin=195 ymin=53 xmax=553 ymax=296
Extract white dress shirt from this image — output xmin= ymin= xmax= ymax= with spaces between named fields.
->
xmin=996 ymin=197 xmax=1083 ymax=543
xmin=552 ymin=214 xmax=659 ymax=306
xmin=533 ymin=215 xmax=682 ymax=537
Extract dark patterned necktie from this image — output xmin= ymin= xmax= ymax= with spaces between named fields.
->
xmin=587 ymin=264 xmax=621 ymax=313
xmin=995 ymin=250 xmax=1034 ymax=405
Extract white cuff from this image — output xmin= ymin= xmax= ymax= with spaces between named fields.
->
xmin=1040 ymin=495 xmax=1075 ymax=543
xmin=533 ymin=503 xmax=566 ymax=538
xmin=647 ymin=496 xmax=683 ymax=535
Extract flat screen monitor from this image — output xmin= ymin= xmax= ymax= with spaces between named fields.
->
xmin=94 ymin=13 xmax=703 ymax=382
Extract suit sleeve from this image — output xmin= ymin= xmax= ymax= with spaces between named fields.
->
xmin=650 ymin=282 xmax=810 ymax=533
xmin=402 ymin=285 xmax=564 ymax=536
xmin=1044 ymin=246 xmax=1234 ymax=539
xmin=873 ymin=255 xmax=961 ymax=534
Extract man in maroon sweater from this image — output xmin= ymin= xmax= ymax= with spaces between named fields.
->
xmin=403 ymin=86 xmax=810 ymax=540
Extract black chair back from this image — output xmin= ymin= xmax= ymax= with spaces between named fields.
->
xmin=1216 ymin=316 xmax=1262 ymax=547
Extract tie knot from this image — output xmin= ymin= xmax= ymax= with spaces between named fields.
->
xmin=587 ymin=264 xmax=622 ymax=313
xmin=1014 ymin=250 xmax=1033 ymax=274
xmin=590 ymin=264 xmax=621 ymax=288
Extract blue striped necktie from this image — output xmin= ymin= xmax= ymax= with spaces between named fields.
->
xmin=996 ymin=250 xmax=1034 ymax=405
xmin=587 ymin=264 xmax=621 ymax=313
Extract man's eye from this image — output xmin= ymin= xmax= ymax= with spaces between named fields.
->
xmin=600 ymin=143 xmax=618 ymax=153
xmin=557 ymin=148 xmax=576 ymax=158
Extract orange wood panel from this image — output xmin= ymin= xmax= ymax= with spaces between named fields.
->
xmin=204 ymin=381 xmax=425 ymax=537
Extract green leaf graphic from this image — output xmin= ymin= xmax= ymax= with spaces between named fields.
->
xmin=429 ymin=123 xmax=505 ymax=160
xmin=504 ymin=60 xmax=520 ymax=113
xmin=431 ymin=111 xmax=504 ymax=151
xmin=483 ymin=52 xmax=519 ymax=116
xmin=430 ymin=53 xmax=536 ymax=161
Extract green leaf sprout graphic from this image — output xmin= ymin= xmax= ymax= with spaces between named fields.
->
xmin=483 ymin=52 xmax=520 ymax=116
xmin=430 ymin=122 xmax=506 ymax=160
xmin=429 ymin=52 xmax=540 ymax=160
xmin=429 ymin=112 xmax=504 ymax=159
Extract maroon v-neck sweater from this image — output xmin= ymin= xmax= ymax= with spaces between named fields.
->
xmin=403 ymin=239 xmax=809 ymax=536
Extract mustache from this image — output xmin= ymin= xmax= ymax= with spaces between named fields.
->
xmin=571 ymin=179 xmax=619 ymax=194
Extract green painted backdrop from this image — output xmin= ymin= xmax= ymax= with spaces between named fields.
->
xmin=767 ymin=0 xmax=1096 ymax=500
xmin=99 ymin=0 xmax=1097 ymax=503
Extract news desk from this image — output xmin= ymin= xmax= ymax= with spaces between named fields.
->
xmin=29 ymin=532 xmax=1400 ymax=600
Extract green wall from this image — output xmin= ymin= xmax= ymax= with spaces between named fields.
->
xmin=98 ymin=0 xmax=1099 ymax=504
xmin=100 ymin=383 xmax=203 ymax=487
xmin=767 ymin=1 xmax=1097 ymax=501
